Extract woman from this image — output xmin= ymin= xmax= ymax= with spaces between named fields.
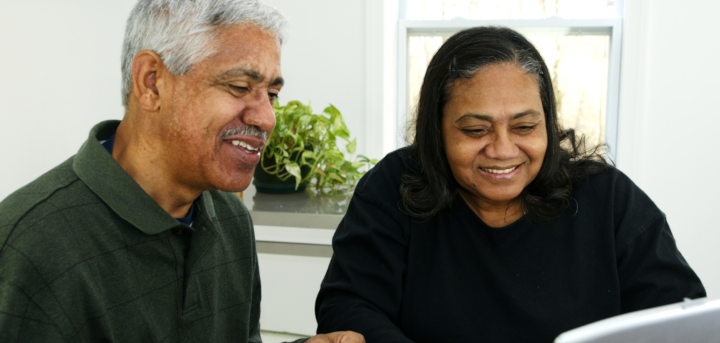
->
xmin=315 ymin=27 xmax=705 ymax=342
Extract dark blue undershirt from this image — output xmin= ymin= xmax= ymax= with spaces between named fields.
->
xmin=101 ymin=134 xmax=195 ymax=226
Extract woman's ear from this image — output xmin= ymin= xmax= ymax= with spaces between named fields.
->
xmin=131 ymin=50 xmax=164 ymax=111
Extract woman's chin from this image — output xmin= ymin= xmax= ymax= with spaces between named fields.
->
xmin=463 ymin=186 xmax=523 ymax=205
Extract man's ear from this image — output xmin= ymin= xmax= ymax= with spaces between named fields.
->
xmin=131 ymin=50 xmax=166 ymax=111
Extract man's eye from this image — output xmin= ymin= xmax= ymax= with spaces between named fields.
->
xmin=268 ymin=92 xmax=279 ymax=103
xmin=229 ymin=85 xmax=249 ymax=94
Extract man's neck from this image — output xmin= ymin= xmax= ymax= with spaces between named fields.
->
xmin=113 ymin=119 xmax=200 ymax=218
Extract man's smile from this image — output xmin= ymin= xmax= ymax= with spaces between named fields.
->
xmin=223 ymin=136 xmax=265 ymax=161
xmin=230 ymin=139 xmax=260 ymax=152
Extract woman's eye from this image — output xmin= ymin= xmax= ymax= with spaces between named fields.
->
xmin=513 ymin=125 xmax=537 ymax=133
xmin=461 ymin=128 xmax=489 ymax=137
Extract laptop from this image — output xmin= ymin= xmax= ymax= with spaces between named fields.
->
xmin=554 ymin=297 xmax=720 ymax=343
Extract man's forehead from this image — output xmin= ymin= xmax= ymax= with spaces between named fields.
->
xmin=201 ymin=25 xmax=283 ymax=85
xmin=212 ymin=23 xmax=282 ymax=58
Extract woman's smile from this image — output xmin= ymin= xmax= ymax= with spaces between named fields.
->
xmin=478 ymin=163 xmax=523 ymax=180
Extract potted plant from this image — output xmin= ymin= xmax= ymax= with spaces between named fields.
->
xmin=253 ymin=100 xmax=377 ymax=195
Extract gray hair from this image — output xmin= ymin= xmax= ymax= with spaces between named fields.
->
xmin=447 ymin=49 xmax=545 ymax=95
xmin=121 ymin=0 xmax=288 ymax=107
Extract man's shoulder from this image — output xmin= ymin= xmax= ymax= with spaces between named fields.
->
xmin=0 ymin=155 xmax=110 ymax=303
xmin=0 ymin=156 xmax=84 ymax=243
xmin=0 ymin=155 xmax=115 ymax=261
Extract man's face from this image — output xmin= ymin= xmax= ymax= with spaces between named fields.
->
xmin=159 ymin=24 xmax=282 ymax=193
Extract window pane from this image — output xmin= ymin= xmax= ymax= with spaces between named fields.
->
xmin=528 ymin=34 xmax=609 ymax=148
xmin=406 ymin=0 xmax=618 ymax=20
xmin=407 ymin=33 xmax=609 ymax=148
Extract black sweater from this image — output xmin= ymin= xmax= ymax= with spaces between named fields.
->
xmin=315 ymin=148 xmax=705 ymax=343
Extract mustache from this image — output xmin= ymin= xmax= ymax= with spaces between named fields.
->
xmin=221 ymin=126 xmax=268 ymax=141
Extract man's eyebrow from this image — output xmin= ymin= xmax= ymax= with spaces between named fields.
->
xmin=216 ymin=66 xmax=281 ymax=85
xmin=216 ymin=67 xmax=263 ymax=81
xmin=271 ymin=76 xmax=284 ymax=87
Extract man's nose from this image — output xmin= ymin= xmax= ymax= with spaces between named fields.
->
xmin=241 ymin=90 xmax=276 ymax=133
xmin=484 ymin=129 xmax=519 ymax=160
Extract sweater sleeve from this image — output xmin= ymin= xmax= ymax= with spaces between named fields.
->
xmin=247 ymin=255 xmax=263 ymax=343
xmin=315 ymin=153 xmax=415 ymax=343
xmin=616 ymin=213 xmax=706 ymax=313
xmin=246 ymin=204 xmax=263 ymax=343
xmin=609 ymin=171 xmax=706 ymax=313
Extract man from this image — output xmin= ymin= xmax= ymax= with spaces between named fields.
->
xmin=0 ymin=0 xmax=362 ymax=342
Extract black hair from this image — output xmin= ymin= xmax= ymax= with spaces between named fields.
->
xmin=400 ymin=26 xmax=611 ymax=222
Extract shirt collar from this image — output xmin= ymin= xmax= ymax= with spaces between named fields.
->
xmin=73 ymin=120 xmax=216 ymax=235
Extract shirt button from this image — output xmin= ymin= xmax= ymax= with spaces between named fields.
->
xmin=173 ymin=229 xmax=183 ymax=236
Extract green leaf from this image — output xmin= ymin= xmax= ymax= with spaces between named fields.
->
xmin=299 ymin=114 xmax=312 ymax=128
xmin=346 ymin=139 xmax=356 ymax=154
xmin=331 ymin=117 xmax=350 ymax=140
xmin=285 ymin=162 xmax=303 ymax=190
xmin=323 ymin=104 xmax=340 ymax=117
xmin=326 ymin=172 xmax=345 ymax=183
xmin=302 ymin=150 xmax=316 ymax=163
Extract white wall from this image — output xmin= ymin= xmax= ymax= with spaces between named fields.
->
xmin=0 ymin=0 xmax=134 ymax=200
xmin=616 ymin=0 xmax=720 ymax=297
xmin=263 ymin=0 xmax=369 ymax=157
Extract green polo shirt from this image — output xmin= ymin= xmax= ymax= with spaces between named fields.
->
xmin=0 ymin=120 xmax=288 ymax=342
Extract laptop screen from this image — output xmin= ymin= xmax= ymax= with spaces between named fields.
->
xmin=554 ymin=297 xmax=720 ymax=343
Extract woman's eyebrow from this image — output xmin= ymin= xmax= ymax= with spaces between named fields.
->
xmin=456 ymin=113 xmax=493 ymax=123
xmin=511 ymin=110 xmax=543 ymax=120
xmin=455 ymin=109 xmax=542 ymax=123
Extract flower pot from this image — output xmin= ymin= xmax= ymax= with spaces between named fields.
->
xmin=252 ymin=149 xmax=312 ymax=194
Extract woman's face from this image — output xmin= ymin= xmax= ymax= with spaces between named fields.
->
xmin=442 ymin=63 xmax=547 ymax=205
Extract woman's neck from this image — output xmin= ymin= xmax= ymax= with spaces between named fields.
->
xmin=459 ymin=191 xmax=525 ymax=228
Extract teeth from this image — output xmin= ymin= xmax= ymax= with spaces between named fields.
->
xmin=481 ymin=166 xmax=517 ymax=174
xmin=230 ymin=140 xmax=259 ymax=152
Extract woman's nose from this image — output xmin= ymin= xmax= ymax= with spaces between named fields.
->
xmin=484 ymin=130 xmax=519 ymax=160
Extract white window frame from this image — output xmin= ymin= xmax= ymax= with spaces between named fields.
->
xmin=396 ymin=12 xmax=623 ymax=161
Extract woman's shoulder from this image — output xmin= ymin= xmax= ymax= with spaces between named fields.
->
xmin=575 ymin=166 xmax=665 ymax=230
xmin=576 ymin=165 xmax=638 ymax=196
xmin=354 ymin=146 xmax=418 ymax=197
